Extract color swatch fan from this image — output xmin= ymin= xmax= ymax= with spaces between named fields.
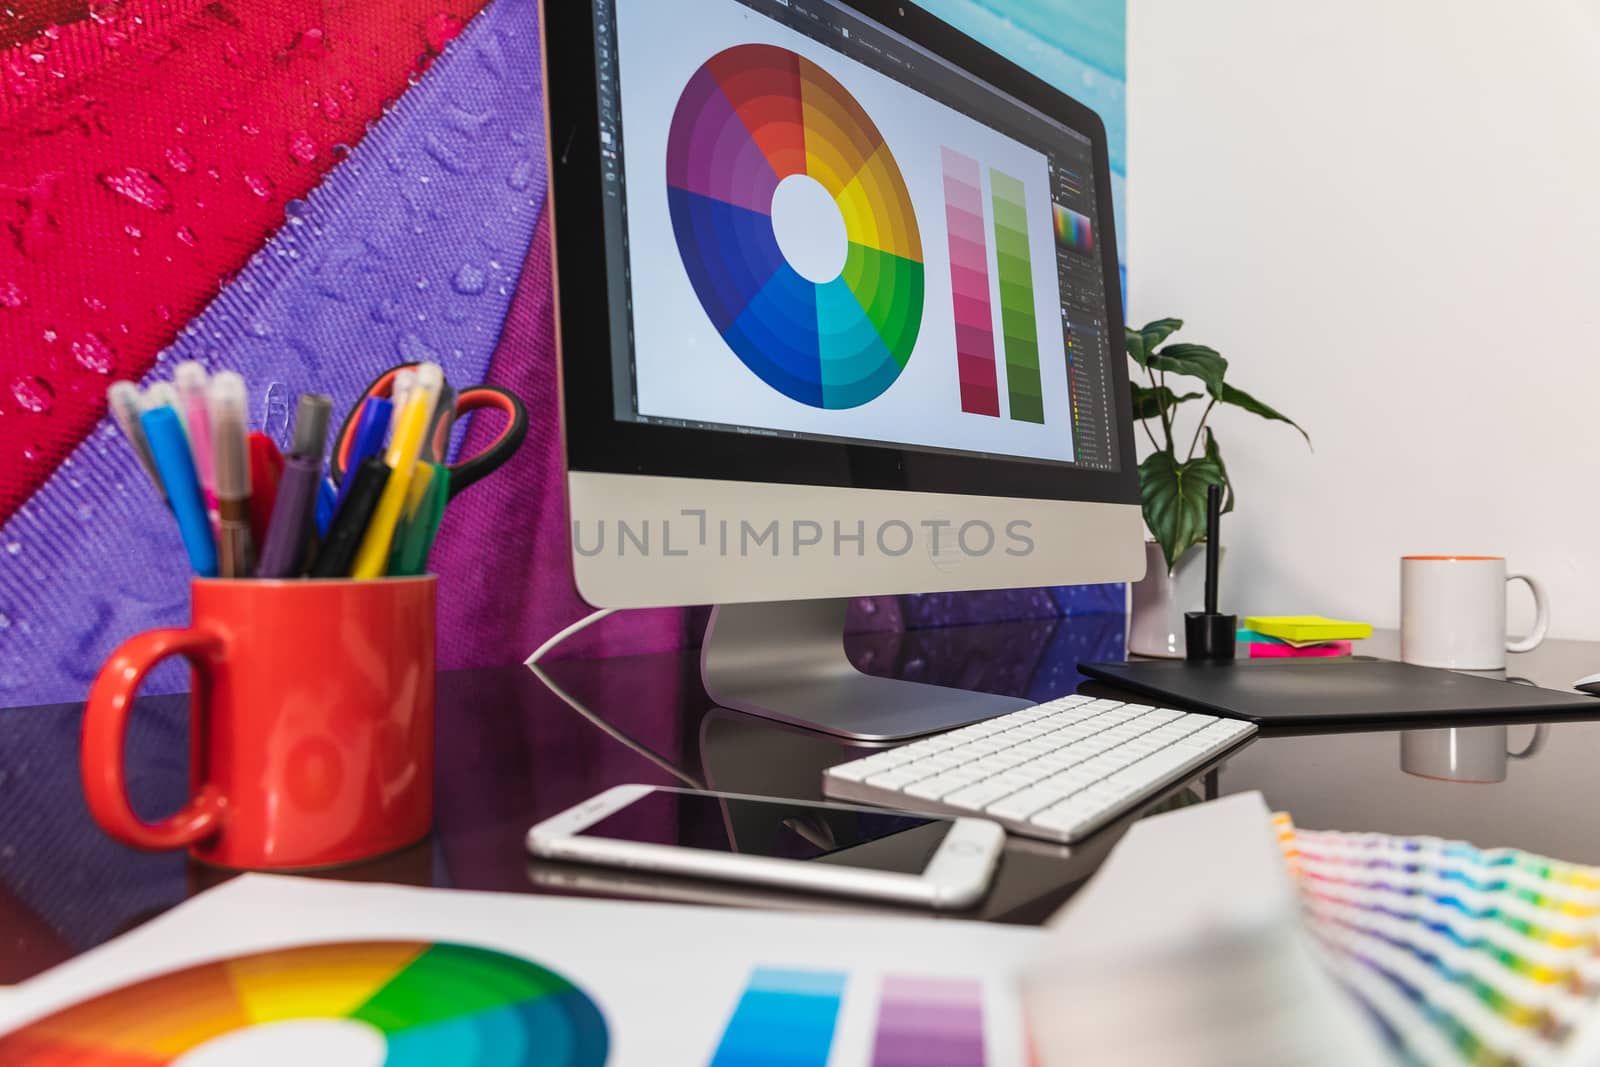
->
xmin=667 ymin=44 xmax=925 ymax=409
xmin=0 ymin=941 xmax=609 ymax=1065
xmin=1277 ymin=816 xmax=1600 ymax=1065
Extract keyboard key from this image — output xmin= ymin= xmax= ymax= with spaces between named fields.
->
xmin=943 ymin=781 xmax=1019 ymax=811
xmin=986 ymin=785 xmax=1064 ymax=821
xmin=825 ymin=760 xmax=877 ymax=782
xmin=904 ymin=772 xmax=978 ymax=801
xmin=863 ymin=768 xmax=923 ymax=790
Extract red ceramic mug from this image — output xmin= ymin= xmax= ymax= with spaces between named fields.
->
xmin=82 ymin=576 xmax=435 ymax=870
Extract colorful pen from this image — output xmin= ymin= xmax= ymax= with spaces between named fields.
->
xmin=139 ymin=405 xmax=218 ymax=577
xmin=258 ymin=460 xmax=320 ymax=577
xmin=291 ymin=392 xmax=333 ymax=460
xmin=388 ymin=367 xmax=417 ymax=433
xmin=173 ymin=362 xmax=215 ymax=514
xmin=310 ymin=457 xmax=389 ymax=577
xmin=106 ymin=381 xmax=164 ymax=500
xmin=349 ymin=362 xmax=441 ymax=579
xmin=246 ymin=432 xmax=283 ymax=548
xmin=316 ymin=477 xmax=339 ymax=538
xmin=257 ymin=395 xmax=332 ymax=578
xmin=208 ymin=371 xmax=255 ymax=578
xmin=141 ymin=382 xmax=181 ymax=421
xmin=337 ymin=397 xmax=392 ymax=508
xmin=390 ymin=463 xmax=450 ymax=576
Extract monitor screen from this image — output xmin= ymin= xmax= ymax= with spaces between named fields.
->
xmin=592 ymin=0 xmax=1123 ymax=472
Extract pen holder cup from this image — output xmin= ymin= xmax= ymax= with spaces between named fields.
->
xmin=82 ymin=576 xmax=436 ymax=870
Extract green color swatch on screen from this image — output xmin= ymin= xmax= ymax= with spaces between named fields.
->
xmin=989 ymin=169 xmax=1043 ymax=423
xmin=841 ymin=241 xmax=925 ymax=369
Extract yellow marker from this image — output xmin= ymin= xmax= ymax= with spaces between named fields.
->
xmin=350 ymin=362 xmax=442 ymax=578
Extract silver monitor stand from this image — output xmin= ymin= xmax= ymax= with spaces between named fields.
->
xmin=701 ymin=598 xmax=1032 ymax=741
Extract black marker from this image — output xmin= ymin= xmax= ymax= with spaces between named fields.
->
xmin=309 ymin=457 xmax=390 ymax=578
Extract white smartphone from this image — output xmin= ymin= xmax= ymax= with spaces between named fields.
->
xmin=526 ymin=784 xmax=1005 ymax=909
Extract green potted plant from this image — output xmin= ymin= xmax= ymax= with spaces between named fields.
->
xmin=1125 ymin=317 xmax=1309 ymax=656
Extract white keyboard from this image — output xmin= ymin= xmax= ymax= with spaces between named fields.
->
xmin=822 ymin=695 xmax=1257 ymax=843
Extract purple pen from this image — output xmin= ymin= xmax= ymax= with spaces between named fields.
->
xmin=255 ymin=458 xmax=321 ymax=577
xmin=256 ymin=394 xmax=332 ymax=578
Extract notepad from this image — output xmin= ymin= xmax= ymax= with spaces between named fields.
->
xmin=1243 ymin=615 xmax=1372 ymax=643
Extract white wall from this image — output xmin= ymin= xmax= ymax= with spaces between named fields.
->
xmin=1127 ymin=0 xmax=1600 ymax=638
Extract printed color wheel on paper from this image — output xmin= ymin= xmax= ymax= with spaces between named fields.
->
xmin=667 ymin=44 xmax=925 ymax=409
xmin=0 ymin=941 xmax=609 ymax=1066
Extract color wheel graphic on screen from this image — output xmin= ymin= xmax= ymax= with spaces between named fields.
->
xmin=667 ymin=44 xmax=924 ymax=409
xmin=0 ymin=941 xmax=609 ymax=1066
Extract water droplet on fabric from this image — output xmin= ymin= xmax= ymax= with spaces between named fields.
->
xmin=3 ymin=543 xmax=18 ymax=556
xmin=242 ymin=171 xmax=275 ymax=199
xmin=339 ymin=78 xmax=357 ymax=100
xmin=122 ymin=223 xmax=143 ymax=240
xmin=175 ymin=226 xmax=197 ymax=247
xmin=41 ymin=327 xmax=56 ymax=342
xmin=423 ymin=12 xmax=466 ymax=54
xmin=75 ymin=503 xmax=93 ymax=520
xmin=397 ymin=332 xmax=438 ymax=363
xmin=451 ymin=263 xmax=485 ymax=294
xmin=372 ymin=298 xmax=399 ymax=323
xmin=415 ymin=275 xmax=428 ymax=290
xmin=98 ymin=166 xmax=173 ymax=211
xmin=82 ymin=295 xmax=106 ymax=312
xmin=11 ymin=375 xmax=54 ymax=413
xmin=319 ymin=93 xmax=343 ymax=120
xmin=0 ymin=282 xmax=24 ymax=309
xmin=284 ymin=197 xmax=310 ymax=219
xmin=222 ymin=40 xmax=244 ymax=67
xmin=0 ymin=613 xmax=10 ymax=630
xmin=239 ymin=121 xmax=260 ymax=136
xmin=70 ymin=332 xmax=115 ymax=373
xmin=507 ymin=158 xmax=531 ymax=190
xmin=287 ymin=130 xmax=317 ymax=164
xmin=331 ymin=143 xmax=352 ymax=160
xmin=247 ymin=319 xmax=270 ymax=338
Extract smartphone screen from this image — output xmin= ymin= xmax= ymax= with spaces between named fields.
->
xmin=576 ymin=791 xmax=955 ymax=875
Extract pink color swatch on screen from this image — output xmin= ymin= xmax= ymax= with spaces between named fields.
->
xmin=941 ymin=148 xmax=1000 ymax=417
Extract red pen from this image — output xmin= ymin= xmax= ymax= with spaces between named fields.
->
xmin=247 ymin=432 xmax=284 ymax=550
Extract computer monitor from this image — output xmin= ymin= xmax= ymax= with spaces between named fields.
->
xmin=543 ymin=0 xmax=1144 ymax=739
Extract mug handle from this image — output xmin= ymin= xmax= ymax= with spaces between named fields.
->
xmin=1506 ymin=573 xmax=1550 ymax=654
xmin=81 ymin=627 xmax=228 ymax=850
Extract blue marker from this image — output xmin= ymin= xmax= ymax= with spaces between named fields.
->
xmin=140 ymin=405 xmax=219 ymax=577
xmin=337 ymin=396 xmax=393 ymax=508
xmin=316 ymin=477 xmax=339 ymax=538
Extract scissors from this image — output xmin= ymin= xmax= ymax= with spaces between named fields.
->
xmin=329 ymin=363 xmax=528 ymax=498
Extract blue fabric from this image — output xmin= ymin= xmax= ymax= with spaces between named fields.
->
xmin=0 ymin=0 xmax=546 ymax=705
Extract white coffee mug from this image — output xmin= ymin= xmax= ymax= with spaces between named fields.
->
xmin=1400 ymin=555 xmax=1549 ymax=669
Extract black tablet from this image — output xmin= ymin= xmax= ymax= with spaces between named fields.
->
xmin=1079 ymin=656 xmax=1599 ymax=725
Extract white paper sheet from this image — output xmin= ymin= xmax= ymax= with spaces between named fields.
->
xmin=0 ymin=874 xmax=1042 ymax=1065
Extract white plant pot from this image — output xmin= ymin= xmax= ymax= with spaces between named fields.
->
xmin=1127 ymin=540 xmax=1223 ymax=659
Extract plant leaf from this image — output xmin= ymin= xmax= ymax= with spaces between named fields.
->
xmin=1138 ymin=317 xmax=1184 ymax=355
xmin=1130 ymin=384 xmax=1202 ymax=421
xmin=1203 ymin=426 xmax=1235 ymax=514
xmin=1125 ymin=326 xmax=1146 ymax=367
xmin=1219 ymin=383 xmax=1310 ymax=446
xmin=1147 ymin=342 xmax=1228 ymax=398
xmin=1139 ymin=451 xmax=1226 ymax=570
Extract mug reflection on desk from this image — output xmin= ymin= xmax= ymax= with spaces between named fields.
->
xmin=1400 ymin=724 xmax=1547 ymax=783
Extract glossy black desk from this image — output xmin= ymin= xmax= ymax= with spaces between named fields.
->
xmin=5 ymin=615 xmax=1600 ymax=986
